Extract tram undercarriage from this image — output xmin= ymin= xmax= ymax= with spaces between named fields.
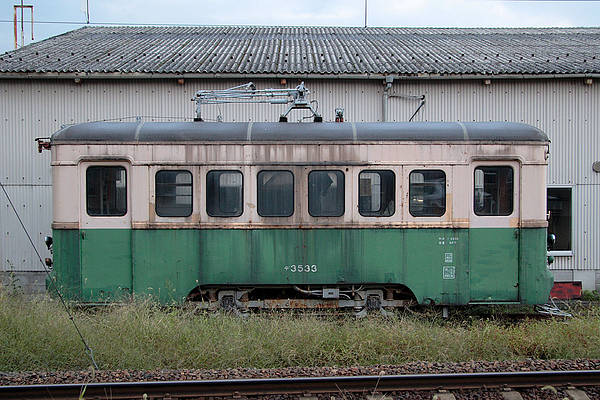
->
xmin=188 ymin=285 xmax=416 ymax=316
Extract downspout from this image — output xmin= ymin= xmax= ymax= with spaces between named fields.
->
xmin=382 ymin=76 xmax=393 ymax=122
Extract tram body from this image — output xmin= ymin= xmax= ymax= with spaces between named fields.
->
xmin=46 ymin=121 xmax=553 ymax=309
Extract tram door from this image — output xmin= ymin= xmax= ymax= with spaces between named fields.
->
xmin=79 ymin=162 xmax=132 ymax=302
xmin=469 ymin=163 xmax=519 ymax=302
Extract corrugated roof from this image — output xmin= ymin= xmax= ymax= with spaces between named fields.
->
xmin=1 ymin=26 xmax=599 ymax=76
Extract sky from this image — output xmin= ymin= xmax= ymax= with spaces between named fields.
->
xmin=1 ymin=0 xmax=600 ymax=54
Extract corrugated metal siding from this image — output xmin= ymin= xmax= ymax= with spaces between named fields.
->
xmin=385 ymin=79 xmax=600 ymax=186
xmin=1 ymin=78 xmax=598 ymax=273
xmin=551 ymin=184 xmax=600 ymax=271
xmin=1 ymin=82 xmax=53 ymax=185
xmin=0 ymin=185 xmax=51 ymax=272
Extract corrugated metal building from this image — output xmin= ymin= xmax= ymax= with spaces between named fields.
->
xmin=1 ymin=26 xmax=599 ymax=293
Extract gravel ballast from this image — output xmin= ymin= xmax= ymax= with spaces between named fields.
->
xmin=1 ymin=358 xmax=599 ymax=386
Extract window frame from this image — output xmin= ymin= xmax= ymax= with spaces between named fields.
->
xmin=473 ymin=165 xmax=515 ymax=217
xmin=547 ymin=184 xmax=574 ymax=257
xmin=85 ymin=165 xmax=128 ymax=217
xmin=206 ymin=170 xmax=244 ymax=218
xmin=257 ymin=170 xmax=295 ymax=217
xmin=308 ymin=170 xmax=345 ymax=217
xmin=154 ymin=169 xmax=193 ymax=218
xmin=358 ymin=169 xmax=396 ymax=217
xmin=408 ymin=169 xmax=446 ymax=217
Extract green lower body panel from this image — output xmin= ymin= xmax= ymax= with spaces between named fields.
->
xmin=469 ymin=228 xmax=520 ymax=302
xmin=50 ymin=227 xmax=553 ymax=305
xmin=50 ymin=229 xmax=81 ymax=300
xmin=80 ymin=229 xmax=132 ymax=302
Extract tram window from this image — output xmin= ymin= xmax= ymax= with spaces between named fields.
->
xmin=207 ymin=170 xmax=243 ymax=217
xmin=309 ymin=170 xmax=344 ymax=217
xmin=409 ymin=170 xmax=446 ymax=217
xmin=257 ymin=170 xmax=294 ymax=217
xmin=155 ymin=170 xmax=192 ymax=217
xmin=358 ymin=170 xmax=395 ymax=217
xmin=474 ymin=166 xmax=513 ymax=216
xmin=86 ymin=166 xmax=127 ymax=216
xmin=547 ymin=187 xmax=572 ymax=251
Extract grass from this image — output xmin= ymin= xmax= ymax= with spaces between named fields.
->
xmin=1 ymin=288 xmax=599 ymax=372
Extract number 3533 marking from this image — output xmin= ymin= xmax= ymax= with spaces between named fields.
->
xmin=284 ymin=264 xmax=318 ymax=273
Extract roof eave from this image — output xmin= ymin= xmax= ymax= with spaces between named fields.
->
xmin=1 ymin=71 xmax=600 ymax=81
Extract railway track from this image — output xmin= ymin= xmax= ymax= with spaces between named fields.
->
xmin=1 ymin=370 xmax=599 ymax=399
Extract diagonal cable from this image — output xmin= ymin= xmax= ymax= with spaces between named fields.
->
xmin=0 ymin=179 xmax=99 ymax=370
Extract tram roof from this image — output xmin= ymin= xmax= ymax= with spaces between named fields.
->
xmin=51 ymin=121 xmax=548 ymax=143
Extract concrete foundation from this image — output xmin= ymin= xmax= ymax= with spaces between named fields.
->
xmin=551 ymin=270 xmax=599 ymax=291
xmin=0 ymin=271 xmax=47 ymax=295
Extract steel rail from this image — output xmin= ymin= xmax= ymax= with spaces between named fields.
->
xmin=1 ymin=370 xmax=600 ymax=400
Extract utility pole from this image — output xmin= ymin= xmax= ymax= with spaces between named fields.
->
xmin=13 ymin=1 xmax=33 ymax=49
xmin=364 ymin=0 xmax=367 ymax=27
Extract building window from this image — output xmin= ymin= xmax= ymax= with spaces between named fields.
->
xmin=155 ymin=170 xmax=193 ymax=217
xmin=86 ymin=166 xmax=127 ymax=216
xmin=257 ymin=170 xmax=294 ymax=217
xmin=474 ymin=166 xmax=513 ymax=216
xmin=409 ymin=170 xmax=446 ymax=217
xmin=547 ymin=187 xmax=572 ymax=251
xmin=207 ymin=170 xmax=243 ymax=217
xmin=359 ymin=170 xmax=395 ymax=217
xmin=309 ymin=170 xmax=344 ymax=217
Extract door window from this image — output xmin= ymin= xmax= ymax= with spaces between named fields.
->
xmin=86 ymin=166 xmax=127 ymax=216
xmin=474 ymin=166 xmax=513 ymax=216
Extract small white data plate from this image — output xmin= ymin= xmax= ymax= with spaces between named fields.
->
xmin=443 ymin=266 xmax=456 ymax=280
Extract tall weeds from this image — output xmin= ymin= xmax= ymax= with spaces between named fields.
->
xmin=1 ymin=289 xmax=598 ymax=372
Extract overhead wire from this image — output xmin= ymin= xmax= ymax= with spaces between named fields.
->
xmin=0 ymin=19 xmax=271 ymax=27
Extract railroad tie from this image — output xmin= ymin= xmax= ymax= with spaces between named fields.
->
xmin=432 ymin=392 xmax=456 ymax=400
xmin=565 ymin=388 xmax=591 ymax=400
xmin=501 ymin=390 xmax=524 ymax=400
xmin=366 ymin=395 xmax=389 ymax=400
